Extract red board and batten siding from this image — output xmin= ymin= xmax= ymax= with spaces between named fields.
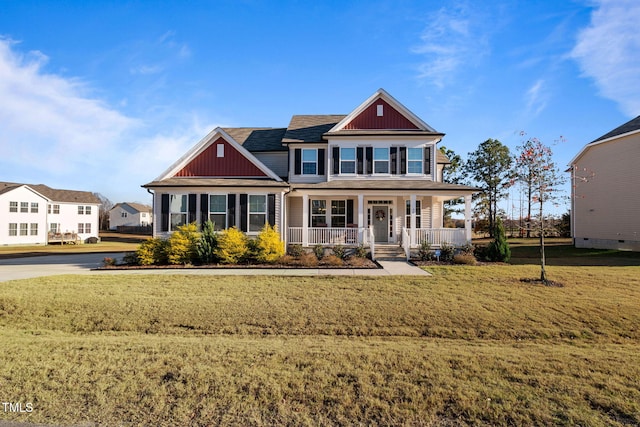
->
xmin=343 ymin=99 xmax=419 ymax=130
xmin=174 ymin=137 xmax=268 ymax=177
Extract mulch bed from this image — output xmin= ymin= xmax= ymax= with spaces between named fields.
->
xmin=97 ymin=259 xmax=380 ymax=270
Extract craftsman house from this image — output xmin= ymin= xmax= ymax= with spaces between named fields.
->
xmin=143 ymin=89 xmax=477 ymax=256
xmin=0 ymin=182 xmax=100 ymax=245
xmin=568 ymin=115 xmax=640 ymax=251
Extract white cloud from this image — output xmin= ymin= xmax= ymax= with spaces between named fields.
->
xmin=571 ymin=0 xmax=640 ymax=116
xmin=412 ymin=3 xmax=490 ymax=88
xmin=0 ymin=38 xmax=212 ymax=203
xmin=525 ymin=79 xmax=548 ymax=117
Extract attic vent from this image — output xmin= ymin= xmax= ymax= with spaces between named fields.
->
xmin=376 ymin=104 xmax=384 ymax=116
xmin=217 ymin=143 xmax=224 ymax=158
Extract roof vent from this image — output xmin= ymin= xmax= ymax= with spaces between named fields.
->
xmin=376 ymin=104 xmax=384 ymax=117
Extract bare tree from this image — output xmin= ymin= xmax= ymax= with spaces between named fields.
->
xmin=93 ymin=193 xmax=114 ymax=231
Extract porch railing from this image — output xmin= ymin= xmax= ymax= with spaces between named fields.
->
xmin=288 ymin=227 xmax=467 ymax=248
xmin=414 ymin=228 xmax=466 ymax=247
xmin=288 ymin=227 xmax=360 ymax=245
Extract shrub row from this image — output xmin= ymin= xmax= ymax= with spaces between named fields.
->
xmin=132 ymin=222 xmax=285 ymax=266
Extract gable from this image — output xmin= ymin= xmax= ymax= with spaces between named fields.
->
xmin=343 ymin=98 xmax=419 ymax=130
xmin=174 ymin=137 xmax=268 ymax=178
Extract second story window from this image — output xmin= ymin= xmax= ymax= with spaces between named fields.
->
xmin=302 ymin=149 xmax=317 ymax=175
xmin=20 ymin=202 xmax=29 ymax=213
xmin=9 ymin=202 xmax=18 ymax=212
xmin=78 ymin=206 xmax=85 ymax=215
xmin=340 ymin=148 xmax=356 ymax=174
xmin=407 ymin=148 xmax=423 ymax=174
xmin=374 ymin=148 xmax=389 ymax=174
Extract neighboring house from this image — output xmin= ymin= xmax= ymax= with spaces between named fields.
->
xmin=568 ymin=115 xmax=640 ymax=251
xmin=109 ymin=203 xmax=153 ymax=230
xmin=0 ymin=182 xmax=101 ymax=245
xmin=143 ymin=89 xmax=477 ymax=254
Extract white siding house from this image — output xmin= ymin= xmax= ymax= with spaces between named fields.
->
xmin=0 ymin=182 xmax=101 ymax=245
xmin=109 ymin=203 xmax=153 ymax=230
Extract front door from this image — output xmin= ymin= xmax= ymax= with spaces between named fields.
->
xmin=373 ymin=206 xmax=388 ymax=243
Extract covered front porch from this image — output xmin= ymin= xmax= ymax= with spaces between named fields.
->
xmin=285 ymin=185 xmax=474 ymax=255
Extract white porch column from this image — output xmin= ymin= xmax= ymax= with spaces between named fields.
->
xmin=464 ymin=194 xmax=472 ymax=242
xmin=357 ymin=193 xmax=364 ymax=244
xmin=410 ymin=194 xmax=417 ymax=246
xmin=302 ymin=194 xmax=309 ymax=247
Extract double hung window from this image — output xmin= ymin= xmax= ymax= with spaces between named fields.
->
xmin=9 ymin=223 xmax=17 ymax=236
xmin=340 ymin=148 xmax=356 ymax=174
xmin=374 ymin=148 xmax=389 ymax=174
xmin=31 ymin=203 xmax=38 ymax=213
xmin=311 ymin=200 xmax=327 ymax=227
xmin=78 ymin=206 xmax=85 ymax=215
xmin=407 ymin=148 xmax=423 ymax=174
xmin=302 ymin=149 xmax=317 ymax=175
xmin=170 ymin=194 xmax=188 ymax=229
xmin=249 ymin=195 xmax=267 ymax=232
xmin=20 ymin=223 xmax=28 ymax=236
xmin=30 ymin=223 xmax=38 ymax=236
xmin=209 ymin=195 xmax=227 ymax=231
xmin=20 ymin=202 xmax=28 ymax=213
xmin=331 ymin=200 xmax=346 ymax=228
xmin=9 ymin=202 xmax=17 ymax=213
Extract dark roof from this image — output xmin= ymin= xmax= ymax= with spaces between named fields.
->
xmin=143 ymin=178 xmax=289 ymax=188
xmin=591 ymin=115 xmax=640 ymax=143
xmin=222 ymin=127 xmax=287 ymax=152
xmin=0 ymin=182 xmax=100 ymax=204
xmin=291 ymin=180 xmax=478 ymax=192
xmin=282 ymin=115 xmax=346 ymax=144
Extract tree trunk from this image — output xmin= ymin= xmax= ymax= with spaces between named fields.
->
xmin=526 ymin=183 xmax=532 ymax=238
xmin=539 ymin=198 xmax=547 ymax=283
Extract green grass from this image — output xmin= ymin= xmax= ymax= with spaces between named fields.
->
xmin=0 ymin=232 xmax=148 ymax=258
xmin=1 ymin=268 xmax=640 ymax=426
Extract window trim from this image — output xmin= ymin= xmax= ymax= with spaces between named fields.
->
xmin=330 ymin=199 xmax=347 ymax=228
xmin=302 ymin=148 xmax=318 ymax=175
xmin=20 ymin=202 xmax=29 ymax=213
xmin=248 ymin=194 xmax=267 ymax=233
xmin=31 ymin=202 xmax=39 ymax=213
xmin=169 ymin=194 xmax=188 ymax=231
xmin=9 ymin=202 xmax=18 ymax=213
xmin=311 ymin=199 xmax=327 ymax=227
xmin=373 ymin=147 xmax=390 ymax=174
xmin=339 ymin=147 xmax=356 ymax=175
xmin=19 ymin=223 xmax=28 ymax=236
xmin=208 ymin=194 xmax=227 ymax=231
xmin=407 ymin=147 xmax=423 ymax=174
xmin=9 ymin=223 xmax=17 ymax=236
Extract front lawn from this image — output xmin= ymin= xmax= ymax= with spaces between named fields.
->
xmin=1 ymin=266 xmax=639 ymax=425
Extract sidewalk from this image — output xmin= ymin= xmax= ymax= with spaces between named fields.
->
xmin=0 ymin=253 xmax=430 ymax=282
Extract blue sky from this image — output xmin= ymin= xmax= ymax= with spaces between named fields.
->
xmin=1 ymin=0 xmax=639 ymax=217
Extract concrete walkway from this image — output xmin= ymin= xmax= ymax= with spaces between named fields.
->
xmin=0 ymin=253 xmax=430 ymax=282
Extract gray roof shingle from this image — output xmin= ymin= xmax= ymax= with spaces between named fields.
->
xmin=592 ymin=115 xmax=640 ymax=143
xmin=0 ymin=182 xmax=100 ymax=204
xmin=282 ymin=115 xmax=346 ymax=144
xmin=222 ymin=127 xmax=287 ymax=152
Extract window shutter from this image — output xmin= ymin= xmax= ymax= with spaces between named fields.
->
xmin=267 ymin=194 xmax=276 ymax=226
xmin=188 ymin=194 xmax=197 ymax=223
xmin=390 ymin=147 xmax=398 ymax=174
xmin=239 ymin=194 xmax=248 ymax=232
xmin=227 ymin=194 xmax=236 ymax=228
xmin=357 ymin=147 xmax=364 ymax=174
xmin=160 ymin=194 xmax=169 ymax=232
xmin=294 ymin=149 xmax=302 ymax=175
xmin=365 ymin=147 xmax=373 ymax=174
xmin=424 ymin=146 xmax=431 ymax=175
xmin=318 ymin=148 xmax=325 ymax=175
xmin=200 ymin=194 xmax=208 ymax=227
xmin=332 ymin=147 xmax=340 ymax=174
xmin=400 ymin=147 xmax=407 ymax=174
xmin=346 ymin=200 xmax=354 ymax=225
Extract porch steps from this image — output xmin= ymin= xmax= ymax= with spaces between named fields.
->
xmin=374 ymin=244 xmax=407 ymax=261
